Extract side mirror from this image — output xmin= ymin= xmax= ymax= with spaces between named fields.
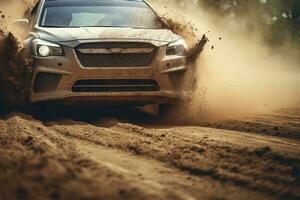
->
xmin=11 ymin=19 xmax=29 ymax=28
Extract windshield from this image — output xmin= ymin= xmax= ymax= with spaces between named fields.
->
xmin=40 ymin=1 xmax=162 ymax=29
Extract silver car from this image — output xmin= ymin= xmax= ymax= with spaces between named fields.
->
xmin=17 ymin=0 xmax=192 ymax=113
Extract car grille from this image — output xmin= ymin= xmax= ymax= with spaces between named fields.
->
xmin=72 ymin=79 xmax=160 ymax=93
xmin=75 ymin=42 xmax=157 ymax=67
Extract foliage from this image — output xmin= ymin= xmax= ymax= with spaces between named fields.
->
xmin=175 ymin=0 xmax=300 ymax=46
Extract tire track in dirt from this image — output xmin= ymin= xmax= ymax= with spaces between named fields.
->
xmin=50 ymin=120 xmax=300 ymax=199
xmin=0 ymin=110 xmax=300 ymax=200
xmin=202 ymin=108 xmax=300 ymax=141
xmin=0 ymin=116 xmax=189 ymax=200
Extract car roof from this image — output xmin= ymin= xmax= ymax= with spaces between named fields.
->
xmin=42 ymin=0 xmax=147 ymax=7
xmin=43 ymin=0 xmax=149 ymax=8
xmin=44 ymin=0 xmax=145 ymax=2
xmin=25 ymin=0 xmax=147 ymax=16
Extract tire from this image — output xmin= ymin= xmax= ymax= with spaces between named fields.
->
xmin=27 ymin=103 xmax=63 ymax=120
xmin=159 ymin=104 xmax=176 ymax=118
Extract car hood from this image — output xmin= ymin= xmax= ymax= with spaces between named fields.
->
xmin=34 ymin=27 xmax=181 ymax=47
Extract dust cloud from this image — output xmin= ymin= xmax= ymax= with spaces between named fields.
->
xmin=0 ymin=0 xmax=31 ymax=30
xmin=149 ymin=0 xmax=300 ymax=122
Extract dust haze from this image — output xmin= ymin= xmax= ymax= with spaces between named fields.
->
xmin=149 ymin=0 xmax=300 ymax=122
xmin=0 ymin=0 xmax=28 ymax=29
xmin=0 ymin=0 xmax=34 ymax=39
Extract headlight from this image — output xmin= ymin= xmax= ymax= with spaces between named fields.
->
xmin=38 ymin=46 xmax=50 ymax=57
xmin=166 ymin=39 xmax=187 ymax=56
xmin=32 ymin=39 xmax=64 ymax=57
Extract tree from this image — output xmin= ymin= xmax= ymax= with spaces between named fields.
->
xmin=173 ymin=0 xmax=300 ymax=47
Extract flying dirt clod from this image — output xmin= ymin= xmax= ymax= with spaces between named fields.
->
xmin=0 ymin=31 xmax=33 ymax=111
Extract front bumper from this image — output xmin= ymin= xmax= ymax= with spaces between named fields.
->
xmin=31 ymin=40 xmax=189 ymax=105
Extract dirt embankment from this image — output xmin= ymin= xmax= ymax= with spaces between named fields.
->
xmin=0 ymin=107 xmax=299 ymax=200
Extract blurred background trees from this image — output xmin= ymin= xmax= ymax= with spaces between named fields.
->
xmin=173 ymin=0 xmax=300 ymax=47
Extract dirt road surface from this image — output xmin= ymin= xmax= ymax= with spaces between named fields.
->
xmin=0 ymin=107 xmax=299 ymax=200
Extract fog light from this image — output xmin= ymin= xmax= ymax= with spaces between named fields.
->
xmin=38 ymin=45 xmax=50 ymax=57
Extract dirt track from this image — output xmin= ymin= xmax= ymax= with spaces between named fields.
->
xmin=0 ymin=107 xmax=299 ymax=200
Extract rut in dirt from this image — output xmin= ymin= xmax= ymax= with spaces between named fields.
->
xmin=0 ymin=107 xmax=300 ymax=200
